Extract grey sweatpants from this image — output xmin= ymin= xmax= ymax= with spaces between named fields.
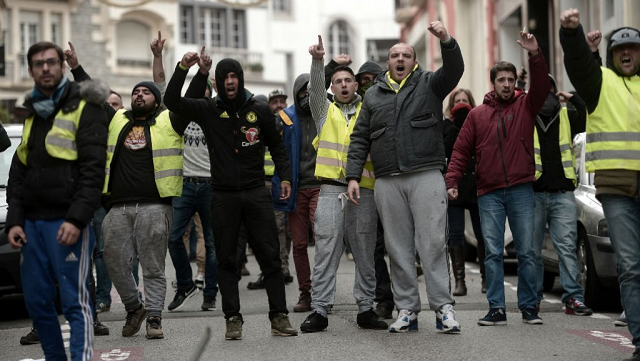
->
xmin=310 ymin=184 xmax=377 ymax=317
xmin=375 ymin=170 xmax=454 ymax=313
xmin=103 ymin=203 xmax=172 ymax=318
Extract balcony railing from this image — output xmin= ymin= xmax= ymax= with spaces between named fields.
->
xmin=209 ymin=47 xmax=263 ymax=75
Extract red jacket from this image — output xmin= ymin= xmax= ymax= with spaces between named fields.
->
xmin=445 ymin=52 xmax=549 ymax=196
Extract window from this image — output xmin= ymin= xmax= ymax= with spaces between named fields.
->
xmin=180 ymin=5 xmax=195 ymax=43
xmin=327 ymin=20 xmax=353 ymax=58
xmin=20 ymin=11 xmax=41 ymax=78
xmin=51 ymin=13 xmax=62 ymax=45
xmin=273 ymin=0 xmax=291 ymax=16
xmin=180 ymin=4 xmax=246 ymax=49
xmin=116 ymin=20 xmax=151 ymax=67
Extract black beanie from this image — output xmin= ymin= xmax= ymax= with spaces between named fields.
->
xmin=215 ymin=58 xmax=245 ymax=108
xmin=132 ymin=81 xmax=162 ymax=107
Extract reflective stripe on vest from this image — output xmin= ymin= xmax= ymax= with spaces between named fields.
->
xmin=17 ymin=100 xmax=86 ymax=165
xmin=314 ymin=102 xmax=375 ymax=189
xmin=264 ymin=149 xmax=275 ymax=176
xmin=104 ymin=109 xmax=184 ymax=197
xmin=533 ymin=107 xmax=577 ymax=186
xmin=584 ymin=67 xmax=640 ymax=172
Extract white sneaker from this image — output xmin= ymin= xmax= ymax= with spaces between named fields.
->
xmin=194 ymin=274 xmax=204 ymax=290
xmin=436 ymin=304 xmax=461 ymax=333
xmin=389 ymin=309 xmax=418 ymax=333
xmin=614 ymin=311 xmax=627 ymax=327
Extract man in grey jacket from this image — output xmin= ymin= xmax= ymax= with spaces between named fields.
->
xmin=346 ymin=21 xmax=463 ymax=334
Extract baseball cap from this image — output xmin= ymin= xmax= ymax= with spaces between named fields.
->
xmin=268 ymin=89 xmax=287 ymax=102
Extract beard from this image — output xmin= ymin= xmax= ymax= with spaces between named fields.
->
xmin=131 ymin=101 xmax=156 ymax=118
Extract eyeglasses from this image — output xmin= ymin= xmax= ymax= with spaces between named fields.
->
xmin=31 ymin=58 xmax=61 ymax=69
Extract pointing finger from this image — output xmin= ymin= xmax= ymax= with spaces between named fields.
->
xmin=68 ymin=41 xmax=75 ymax=51
xmin=158 ymin=30 xmax=162 ymax=41
xmin=318 ymin=35 xmax=323 ymax=48
xmin=201 ymin=45 xmax=206 ymax=57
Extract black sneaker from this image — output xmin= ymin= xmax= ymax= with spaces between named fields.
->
xmin=478 ymin=308 xmax=507 ymax=326
xmin=374 ymin=304 xmax=394 ymax=320
xmin=20 ymin=328 xmax=40 ymax=345
xmin=168 ymin=284 xmax=199 ymax=311
xmin=202 ymin=295 xmax=216 ymax=311
xmin=247 ymin=275 xmax=265 ymax=290
xmin=522 ymin=308 xmax=543 ymax=325
xmin=94 ymin=316 xmax=110 ymax=336
xmin=357 ymin=309 xmax=388 ymax=330
xmin=564 ymin=298 xmax=593 ymax=316
xmin=300 ymin=311 xmax=328 ymax=333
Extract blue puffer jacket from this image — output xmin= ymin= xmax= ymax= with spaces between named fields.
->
xmin=272 ymin=105 xmax=300 ymax=212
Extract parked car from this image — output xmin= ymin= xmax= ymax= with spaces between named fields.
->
xmin=0 ymin=124 xmax=23 ymax=297
xmin=541 ymin=132 xmax=619 ymax=309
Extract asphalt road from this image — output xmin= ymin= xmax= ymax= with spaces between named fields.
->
xmin=0 ymin=246 xmax=632 ymax=361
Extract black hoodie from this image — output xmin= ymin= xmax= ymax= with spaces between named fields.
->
xmin=164 ymin=63 xmax=291 ymax=190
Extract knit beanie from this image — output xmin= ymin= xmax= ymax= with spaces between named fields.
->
xmin=132 ymin=81 xmax=162 ymax=106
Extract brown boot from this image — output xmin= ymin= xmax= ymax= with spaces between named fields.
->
xmin=450 ymin=246 xmax=467 ymax=296
xmin=293 ymin=291 xmax=311 ymax=312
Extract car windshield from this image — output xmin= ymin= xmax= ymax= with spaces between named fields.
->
xmin=0 ymin=137 xmax=20 ymax=188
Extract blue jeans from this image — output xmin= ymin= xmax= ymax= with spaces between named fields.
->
xmin=478 ymin=183 xmax=537 ymax=311
xmin=168 ymin=180 xmax=218 ymax=297
xmin=600 ymin=194 xmax=640 ymax=348
xmin=533 ymin=191 xmax=585 ymax=303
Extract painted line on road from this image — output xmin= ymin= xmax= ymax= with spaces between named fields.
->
xmin=509 ymin=286 xmax=518 ymax=291
xmin=590 ymin=313 xmax=612 ymax=319
xmin=94 ymin=347 xmax=145 ymax=361
xmin=567 ymin=329 xmax=634 ymax=353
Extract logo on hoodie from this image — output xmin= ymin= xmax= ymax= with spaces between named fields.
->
xmin=246 ymin=111 xmax=257 ymax=123
xmin=241 ymin=126 xmax=260 ymax=147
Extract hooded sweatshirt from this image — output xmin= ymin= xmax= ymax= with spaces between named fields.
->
xmin=290 ymin=73 xmax=320 ymax=189
xmin=164 ymin=61 xmax=291 ymax=190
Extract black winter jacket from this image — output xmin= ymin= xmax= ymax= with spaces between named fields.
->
xmin=346 ymin=38 xmax=464 ymax=180
xmin=6 ymin=81 xmax=108 ymax=231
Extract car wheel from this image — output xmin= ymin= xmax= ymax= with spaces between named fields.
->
xmin=582 ymin=231 xmax=604 ymax=310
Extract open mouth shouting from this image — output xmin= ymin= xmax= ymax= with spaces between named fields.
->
xmin=226 ymin=86 xmax=237 ymax=99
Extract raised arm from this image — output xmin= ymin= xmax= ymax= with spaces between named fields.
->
xmin=150 ymin=30 xmax=167 ymax=100
xmin=163 ymin=49 xmax=214 ymax=124
xmin=559 ymin=9 xmax=602 ymax=113
xmin=428 ymin=21 xmax=464 ymax=100
xmin=308 ymin=35 xmax=331 ymax=135
xmin=65 ymin=42 xmax=91 ymax=82
xmin=518 ymin=31 xmax=550 ymax=116
xmin=185 ymin=46 xmax=211 ymax=99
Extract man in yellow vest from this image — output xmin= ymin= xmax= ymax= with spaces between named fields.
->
xmin=348 ymin=21 xmax=464 ymax=334
xmin=6 ymin=41 xmax=108 ymax=361
xmin=299 ymin=35 xmax=386 ymax=333
xmin=102 ymin=81 xmax=190 ymax=340
xmin=531 ymin=74 xmax=592 ymax=316
xmin=560 ymin=9 xmax=640 ymax=360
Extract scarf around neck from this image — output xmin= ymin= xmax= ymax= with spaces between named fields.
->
xmin=32 ymin=77 xmax=68 ymax=119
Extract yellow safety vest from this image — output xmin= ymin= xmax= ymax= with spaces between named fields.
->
xmin=264 ymin=149 xmax=275 ymax=176
xmin=584 ymin=67 xmax=640 ymax=172
xmin=314 ymin=102 xmax=375 ymax=189
xmin=17 ymin=100 xmax=87 ymax=165
xmin=104 ymin=109 xmax=184 ymax=197
xmin=534 ymin=107 xmax=577 ymax=186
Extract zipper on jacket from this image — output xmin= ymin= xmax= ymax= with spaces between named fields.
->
xmin=496 ymin=105 xmax=510 ymax=187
